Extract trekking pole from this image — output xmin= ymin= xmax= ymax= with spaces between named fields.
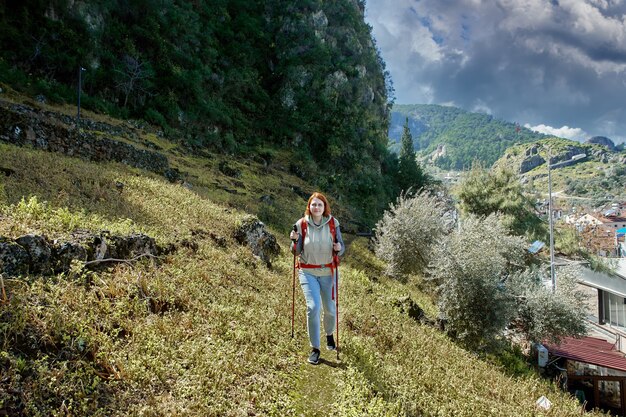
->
xmin=335 ymin=265 xmax=339 ymax=361
xmin=291 ymin=225 xmax=297 ymax=338
xmin=334 ymin=238 xmax=340 ymax=361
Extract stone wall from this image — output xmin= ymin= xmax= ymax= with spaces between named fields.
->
xmin=0 ymin=100 xmax=171 ymax=175
xmin=0 ymin=231 xmax=159 ymax=277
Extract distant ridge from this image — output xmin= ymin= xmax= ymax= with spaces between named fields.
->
xmin=390 ymin=104 xmax=546 ymax=170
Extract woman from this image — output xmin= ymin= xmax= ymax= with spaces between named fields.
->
xmin=290 ymin=192 xmax=345 ymax=365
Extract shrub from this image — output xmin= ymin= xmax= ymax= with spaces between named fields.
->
xmin=374 ymin=191 xmax=453 ymax=279
xmin=430 ymin=214 xmax=526 ymax=349
xmin=506 ymin=266 xmax=588 ymax=344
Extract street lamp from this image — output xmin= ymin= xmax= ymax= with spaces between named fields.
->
xmin=546 ymin=151 xmax=586 ymax=292
xmin=76 ymin=66 xmax=86 ymax=127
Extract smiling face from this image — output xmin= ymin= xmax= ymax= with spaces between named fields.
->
xmin=304 ymin=192 xmax=331 ymax=218
xmin=309 ymin=198 xmax=325 ymax=219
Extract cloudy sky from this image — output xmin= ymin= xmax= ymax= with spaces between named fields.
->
xmin=365 ymin=0 xmax=626 ymax=143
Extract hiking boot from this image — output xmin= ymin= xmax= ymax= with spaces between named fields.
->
xmin=326 ymin=334 xmax=336 ymax=351
xmin=308 ymin=348 xmax=320 ymax=365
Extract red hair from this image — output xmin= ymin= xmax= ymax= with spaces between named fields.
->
xmin=305 ymin=192 xmax=331 ymax=217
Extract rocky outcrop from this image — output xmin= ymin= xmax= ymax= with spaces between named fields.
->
xmin=0 ymin=100 xmax=170 ymax=175
xmin=586 ymin=136 xmax=616 ymax=152
xmin=0 ymin=237 xmax=30 ymax=276
xmin=547 ymin=145 xmax=586 ymax=165
xmin=233 ymin=216 xmax=281 ymax=268
xmin=519 ymin=154 xmax=545 ymax=174
xmin=0 ymin=231 xmax=160 ymax=277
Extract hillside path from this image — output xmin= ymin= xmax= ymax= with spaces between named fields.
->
xmin=290 ymin=347 xmax=345 ymax=416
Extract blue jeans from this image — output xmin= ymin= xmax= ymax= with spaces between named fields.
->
xmin=299 ymin=270 xmax=336 ymax=349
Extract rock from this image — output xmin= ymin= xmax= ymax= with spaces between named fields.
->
xmin=525 ymin=144 xmax=539 ymax=157
xmin=0 ymin=101 xmax=171 ymax=177
xmin=0 ymin=166 xmax=15 ymax=177
xmin=53 ymin=241 xmax=89 ymax=272
xmin=233 ymin=216 xmax=281 ymax=267
xmin=164 ymin=167 xmax=183 ymax=183
xmin=311 ymin=10 xmax=328 ymax=30
xmin=259 ymin=194 xmax=274 ymax=205
xmin=218 ymin=161 xmax=241 ymax=178
xmin=100 ymin=233 xmax=158 ymax=260
xmin=0 ymin=237 xmax=30 ymax=277
xmin=291 ymin=185 xmax=309 ymax=200
xmin=393 ymin=296 xmax=434 ymax=326
xmin=15 ymin=234 xmax=53 ymax=274
xmin=586 ymin=136 xmax=616 ymax=152
xmin=520 ymin=154 xmax=545 ymax=174
xmin=430 ymin=144 xmax=447 ymax=162
xmin=289 ymin=162 xmax=307 ymax=179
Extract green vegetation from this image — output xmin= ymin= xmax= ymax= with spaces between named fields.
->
xmin=457 ymin=164 xmax=546 ymax=239
xmin=391 ymin=104 xmax=546 ymax=170
xmin=374 ymin=190 xmax=587 ymax=351
xmin=396 ymin=117 xmax=429 ymax=194
xmin=497 ymin=138 xmax=626 ymax=204
xmin=0 ymin=1 xmax=614 ymax=414
xmin=0 ymin=130 xmax=602 ymax=415
xmin=0 ymin=0 xmax=406 ymax=225
xmin=374 ymin=192 xmax=451 ymax=278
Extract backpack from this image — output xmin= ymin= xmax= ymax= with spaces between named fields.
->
xmin=300 ymin=216 xmax=336 ymax=246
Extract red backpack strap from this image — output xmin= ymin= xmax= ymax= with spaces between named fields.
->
xmin=300 ymin=217 xmax=307 ymax=242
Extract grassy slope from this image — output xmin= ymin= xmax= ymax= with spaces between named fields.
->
xmin=0 ymin=135 xmax=606 ymax=415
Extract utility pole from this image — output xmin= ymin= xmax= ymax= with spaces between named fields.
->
xmin=77 ymin=66 xmax=86 ymax=127
xmin=547 ymin=151 xmax=556 ymax=292
xmin=545 ymin=150 xmax=586 ymax=292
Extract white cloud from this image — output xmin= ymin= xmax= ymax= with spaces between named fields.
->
xmin=524 ymin=123 xmax=588 ymax=141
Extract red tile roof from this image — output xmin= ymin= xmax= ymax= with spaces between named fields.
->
xmin=546 ymin=337 xmax=626 ymax=372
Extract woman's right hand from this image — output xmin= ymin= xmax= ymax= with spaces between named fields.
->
xmin=290 ymin=230 xmax=299 ymax=241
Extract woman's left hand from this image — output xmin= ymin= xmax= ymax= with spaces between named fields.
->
xmin=333 ymin=242 xmax=341 ymax=252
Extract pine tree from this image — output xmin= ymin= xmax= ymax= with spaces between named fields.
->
xmin=397 ymin=117 xmax=426 ymax=194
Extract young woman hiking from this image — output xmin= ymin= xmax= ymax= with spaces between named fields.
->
xmin=290 ymin=192 xmax=345 ymax=365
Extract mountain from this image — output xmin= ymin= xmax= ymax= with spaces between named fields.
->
xmin=390 ymin=104 xmax=546 ymax=170
xmin=0 ymin=0 xmax=397 ymax=225
xmin=495 ymin=137 xmax=626 ymax=203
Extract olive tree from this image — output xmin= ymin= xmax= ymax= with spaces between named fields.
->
xmin=430 ymin=214 xmax=525 ymax=349
xmin=457 ymin=164 xmax=545 ymax=239
xmin=506 ymin=266 xmax=588 ymax=344
xmin=431 ymin=214 xmax=588 ymax=349
xmin=374 ymin=191 xmax=454 ymax=279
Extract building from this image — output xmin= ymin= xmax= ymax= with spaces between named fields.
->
xmin=545 ymin=336 xmax=626 ymax=415
xmin=544 ymin=259 xmax=626 ymax=415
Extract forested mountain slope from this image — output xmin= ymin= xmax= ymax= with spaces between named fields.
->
xmin=0 ymin=0 xmax=397 ymax=224
xmin=390 ymin=104 xmax=546 ymax=170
